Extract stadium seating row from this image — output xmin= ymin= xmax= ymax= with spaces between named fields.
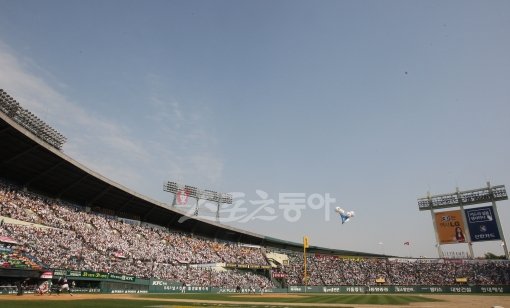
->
xmin=1 ymin=180 xmax=509 ymax=287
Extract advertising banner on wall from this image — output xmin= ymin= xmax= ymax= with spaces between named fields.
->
xmin=465 ymin=206 xmax=501 ymax=242
xmin=435 ymin=210 xmax=467 ymax=244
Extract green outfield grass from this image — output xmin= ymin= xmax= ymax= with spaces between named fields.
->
xmin=0 ymin=293 xmax=443 ymax=307
xmin=140 ymin=292 xmax=443 ymax=304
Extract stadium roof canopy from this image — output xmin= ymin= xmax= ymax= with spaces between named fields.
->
xmin=0 ymin=110 xmax=382 ymax=257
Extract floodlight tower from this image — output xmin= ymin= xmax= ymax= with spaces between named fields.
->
xmin=0 ymin=89 xmax=67 ymax=150
xmin=164 ymin=181 xmax=233 ymax=221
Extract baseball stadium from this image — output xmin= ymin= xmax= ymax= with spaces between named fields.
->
xmin=0 ymin=87 xmax=510 ymax=308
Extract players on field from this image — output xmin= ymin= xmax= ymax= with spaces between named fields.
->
xmin=36 ymin=280 xmax=51 ymax=295
xmin=56 ymin=276 xmax=73 ymax=296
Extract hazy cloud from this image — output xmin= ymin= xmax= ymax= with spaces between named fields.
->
xmin=0 ymin=40 xmax=224 ymax=200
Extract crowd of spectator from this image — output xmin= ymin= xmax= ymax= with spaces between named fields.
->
xmin=1 ymin=243 xmax=41 ymax=270
xmin=1 ymin=181 xmax=510 ymax=288
xmin=0 ymin=182 xmax=273 ymax=288
xmin=272 ymin=250 xmax=510 ymax=286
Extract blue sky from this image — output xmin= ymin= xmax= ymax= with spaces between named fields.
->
xmin=1 ymin=0 xmax=509 ymax=258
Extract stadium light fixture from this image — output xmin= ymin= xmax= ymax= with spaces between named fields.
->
xmin=163 ymin=181 xmax=232 ymax=220
xmin=0 ymin=89 xmax=67 ymax=150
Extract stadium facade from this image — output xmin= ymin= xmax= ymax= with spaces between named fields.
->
xmin=1 ymin=90 xmax=509 ymax=295
xmin=0 ymin=90 xmax=377 ymax=257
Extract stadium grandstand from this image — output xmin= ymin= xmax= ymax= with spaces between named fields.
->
xmin=1 ymin=89 xmax=509 ymax=295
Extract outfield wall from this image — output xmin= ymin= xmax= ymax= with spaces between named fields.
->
xmin=2 ymin=284 xmax=509 ymax=295
xmin=287 ymin=285 xmax=510 ymax=294
xmin=102 ymin=284 xmax=510 ymax=294
xmin=2 ymin=270 xmax=510 ymax=295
